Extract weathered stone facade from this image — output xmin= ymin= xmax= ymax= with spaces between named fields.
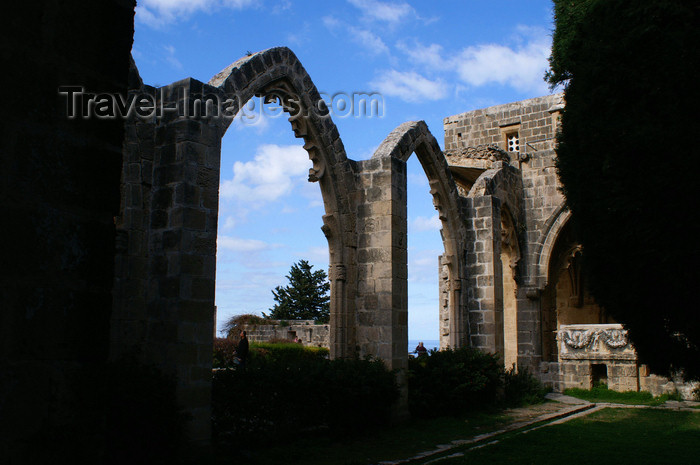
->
xmin=110 ymin=47 xmax=469 ymax=432
xmin=241 ymin=320 xmax=330 ymax=348
xmin=111 ymin=54 xmax=693 ymax=445
xmin=444 ymin=94 xmax=567 ymax=372
xmin=444 ymin=95 xmax=694 ymax=398
xmin=7 ymin=18 xmax=695 ymax=458
xmin=1 ymin=1 xmax=136 ymax=461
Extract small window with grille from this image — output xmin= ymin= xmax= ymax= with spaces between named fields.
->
xmin=506 ymin=132 xmax=520 ymax=152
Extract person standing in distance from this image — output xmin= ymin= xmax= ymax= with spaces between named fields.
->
xmin=237 ymin=331 xmax=249 ymax=369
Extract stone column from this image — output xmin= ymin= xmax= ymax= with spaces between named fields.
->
xmin=328 ymin=262 xmax=349 ymax=358
xmin=146 ymin=79 xmax=222 ymax=445
xmin=354 ymin=155 xmax=408 ymax=371
xmin=464 ymin=195 xmax=503 ymax=356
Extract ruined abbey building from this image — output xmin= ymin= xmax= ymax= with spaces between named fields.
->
xmin=111 ymin=47 xmax=686 ymax=443
xmin=2 ymin=2 xmax=689 ymax=457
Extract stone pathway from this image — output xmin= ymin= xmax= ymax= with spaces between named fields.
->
xmin=377 ymin=394 xmax=700 ymax=465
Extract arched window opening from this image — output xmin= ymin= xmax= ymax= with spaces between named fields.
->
xmin=214 ymin=101 xmax=329 ymax=340
xmin=406 ymin=155 xmax=442 ymax=354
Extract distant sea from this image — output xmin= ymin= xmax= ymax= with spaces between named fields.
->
xmin=408 ymin=339 xmax=440 ymax=354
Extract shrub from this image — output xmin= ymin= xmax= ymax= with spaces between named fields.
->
xmin=408 ymin=347 xmax=503 ymax=418
xmin=221 ymin=313 xmax=266 ymax=338
xmin=503 ymin=366 xmax=549 ymax=407
xmin=212 ymin=347 xmax=397 ymax=448
xmin=213 ymin=337 xmax=239 ymax=368
xmin=324 ymin=357 xmax=398 ymax=434
xmin=249 ymin=341 xmax=329 ymax=364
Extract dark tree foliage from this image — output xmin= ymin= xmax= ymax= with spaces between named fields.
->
xmin=266 ymin=260 xmax=330 ymax=323
xmin=548 ymin=0 xmax=700 ymax=379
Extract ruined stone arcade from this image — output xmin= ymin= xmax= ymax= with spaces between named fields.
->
xmin=110 ymin=48 xmax=684 ymax=443
xmin=112 ymin=47 xmax=469 ymax=440
xmin=5 ymin=11 xmax=685 ymax=455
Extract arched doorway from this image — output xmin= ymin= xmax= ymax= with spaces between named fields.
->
xmin=541 ymin=218 xmax=610 ymax=362
xmin=208 ymin=50 xmax=358 ymax=360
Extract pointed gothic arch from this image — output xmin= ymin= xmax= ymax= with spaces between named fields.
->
xmin=370 ymin=121 xmax=468 ymax=351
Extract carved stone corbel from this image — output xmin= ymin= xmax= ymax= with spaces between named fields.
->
xmin=429 ymin=180 xmax=447 ymax=221
xmin=330 ymin=264 xmax=346 ymax=282
xmin=304 ymin=142 xmax=325 ymax=182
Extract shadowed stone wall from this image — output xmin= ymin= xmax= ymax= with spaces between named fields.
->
xmin=444 ymin=95 xmax=694 ymax=398
xmin=7 ymin=4 xmax=690 ymax=456
xmin=1 ymin=0 xmax=135 ymax=460
xmin=115 ymin=49 xmax=468 ymax=433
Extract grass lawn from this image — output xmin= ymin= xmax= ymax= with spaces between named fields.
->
xmin=563 ymin=384 xmax=679 ymax=406
xmin=216 ymin=407 xmax=699 ymax=465
xmin=440 ymin=408 xmax=700 ymax=465
xmin=222 ymin=409 xmax=512 ymax=465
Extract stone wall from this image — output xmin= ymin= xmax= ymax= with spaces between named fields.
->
xmin=0 ymin=0 xmax=135 ymax=460
xmin=241 ymin=321 xmax=330 ymax=348
xmin=445 ymin=94 xmax=565 ymax=372
xmin=445 ymin=95 xmax=697 ymax=400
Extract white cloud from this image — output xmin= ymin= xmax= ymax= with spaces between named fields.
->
xmin=322 ymin=16 xmax=389 ymax=56
xmin=221 ymin=216 xmax=236 ymax=230
xmin=299 ymin=178 xmax=324 ymax=209
xmin=220 ymin=144 xmax=310 ymax=204
xmin=136 ymin=0 xmax=257 ymax=27
xmin=347 ymin=0 xmax=414 ymax=25
xmin=394 ymin=28 xmax=552 ymax=95
xmin=271 ymin=0 xmax=292 ymax=15
xmin=408 ymin=248 xmax=441 ymax=283
xmin=163 ymin=45 xmax=183 ymax=69
xmin=218 ymin=235 xmax=273 ymax=252
xmin=349 ymin=27 xmax=390 ymax=55
xmin=412 ymin=214 xmax=441 ymax=232
xmin=322 ymin=15 xmax=341 ymax=32
xmin=454 ymin=29 xmax=551 ymax=94
xmin=395 ymin=40 xmax=449 ymax=71
xmin=301 ymin=246 xmax=330 ymax=266
xmin=371 ymin=70 xmax=448 ymax=103
xmin=408 ymin=172 xmax=428 ymax=187
xmin=231 ymin=105 xmax=272 ymax=134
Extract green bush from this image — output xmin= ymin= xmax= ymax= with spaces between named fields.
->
xmin=221 ymin=313 xmax=267 ymax=338
xmin=503 ymin=366 xmax=549 ymax=407
xmin=213 ymin=337 xmax=239 ymax=368
xmin=212 ymin=346 xmax=397 ymax=449
xmin=250 ymin=341 xmax=329 ymax=364
xmin=214 ymin=338 xmax=330 ymax=368
xmin=324 ymin=357 xmax=398 ymax=434
xmin=408 ymin=347 xmax=503 ymax=418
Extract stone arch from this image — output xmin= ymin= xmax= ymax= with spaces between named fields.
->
xmin=534 ymin=203 xmax=572 ymax=290
xmin=467 ymin=161 xmax=523 ymax=222
xmin=206 ymin=47 xmax=357 ymax=359
xmin=371 ymin=121 xmax=468 ymax=350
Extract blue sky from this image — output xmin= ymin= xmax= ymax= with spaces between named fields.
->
xmin=132 ymin=0 xmax=556 ymax=340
